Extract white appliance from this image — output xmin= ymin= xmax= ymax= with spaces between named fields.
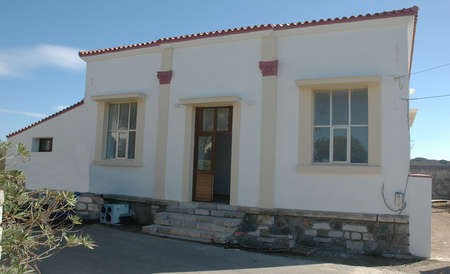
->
xmin=100 ymin=203 xmax=130 ymax=225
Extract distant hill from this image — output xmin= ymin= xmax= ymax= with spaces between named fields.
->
xmin=410 ymin=158 xmax=450 ymax=166
xmin=410 ymin=158 xmax=450 ymax=199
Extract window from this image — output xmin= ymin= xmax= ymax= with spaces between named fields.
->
xmin=105 ymin=102 xmax=137 ymax=159
xmin=313 ymin=88 xmax=368 ymax=164
xmin=38 ymin=138 xmax=53 ymax=152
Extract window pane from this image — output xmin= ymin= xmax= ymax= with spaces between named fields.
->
xmin=106 ymin=132 xmax=116 ymax=159
xmin=202 ymin=109 xmax=214 ymax=131
xmin=313 ymin=127 xmax=330 ymax=162
xmin=332 ymin=91 xmax=348 ymax=125
xmin=314 ymin=91 xmax=330 ymax=125
xmin=128 ymin=131 xmax=136 ymax=159
xmin=107 ymin=104 xmax=118 ymax=130
xmin=117 ymin=132 xmax=127 ymax=158
xmin=333 ymin=128 xmax=347 ymax=161
xmin=119 ymin=103 xmax=130 ymax=130
xmin=129 ymin=102 xmax=137 ymax=130
xmin=197 ymin=136 xmax=213 ymax=170
xmin=351 ymin=127 xmax=368 ymax=163
xmin=216 ymin=108 xmax=230 ymax=131
xmin=351 ymin=89 xmax=368 ymax=124
xmin=38 ymin=138 xmax=52 ymax=152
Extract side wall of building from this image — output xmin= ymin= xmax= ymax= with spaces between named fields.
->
xmin=6 ymin=104 xmax=94 ymax=192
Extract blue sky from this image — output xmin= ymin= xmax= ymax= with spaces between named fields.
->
xmin=1 ymin=0 xmax=449 ymax=159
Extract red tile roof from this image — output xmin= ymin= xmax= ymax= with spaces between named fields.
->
xmin=79 ymin=6 xmax=418 ymax=57
xmin=6 ymin=100 xmax=84 ymax=138
xmin=8 ymin=7 xmax=419 ymax=138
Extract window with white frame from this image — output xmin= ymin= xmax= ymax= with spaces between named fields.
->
xmin=313 ymin=88 xmax=368 ymax=164
xmin=105 ymin=102 xmax=137 ymax=159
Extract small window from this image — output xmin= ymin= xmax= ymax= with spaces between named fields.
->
xmin=36 ymin=138 xmax=53 ymax=152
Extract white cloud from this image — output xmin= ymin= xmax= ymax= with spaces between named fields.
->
xmin=0 ymin=108 xmax=46 ymax=118
xmin=0 ymin=44 xmax=84 ymax=77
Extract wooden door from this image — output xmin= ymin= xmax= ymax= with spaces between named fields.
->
xmin=193 ymin=107 xmax=232 ymax=202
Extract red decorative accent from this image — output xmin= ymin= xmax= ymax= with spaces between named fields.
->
xmin=259 ymin=60 xmax=278 ymax=76
xmin=409 ymin=173 xmax=432 ymax=179
xmin=157 ymin=70 xmax=173 ymax=85
xmin=79 ymin=6 xmax=418 ymax=58
xmin=6 ymin=100 xmax=84 ymax=138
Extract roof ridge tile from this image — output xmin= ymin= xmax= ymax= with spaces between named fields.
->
xmin=79 ymin=6 xmax=418 ymax=58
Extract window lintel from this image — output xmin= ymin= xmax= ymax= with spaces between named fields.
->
xmin=91 ymin=93 xmax=146 ymax=102
xmin=296 ymin=75 xmax=381 ymax=88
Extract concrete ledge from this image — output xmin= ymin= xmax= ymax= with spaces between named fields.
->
xmin=102 ymin=196 xmax=407 ymax=224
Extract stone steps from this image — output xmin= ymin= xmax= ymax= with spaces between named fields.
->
xmin=155 ymin=212 xmax=242 ymax=227
xmin=165 ymin=205 xmax=245 ymax=218
xmin=143 ymin=225 xmax=230 ymax=244
xmin=142 ymin=202 xmax=245 ymax=244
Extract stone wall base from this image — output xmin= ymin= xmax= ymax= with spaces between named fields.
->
xmin=91 ymin=194 xmax=412 ymax=257
xmin=76 ymin=193 xmax=104 ymax=221
xmin=230 ymin=212 xmax=409 ymax=257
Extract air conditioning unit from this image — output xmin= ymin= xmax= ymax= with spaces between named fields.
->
xmin=100 ymin=203 xmax=130 ymax=225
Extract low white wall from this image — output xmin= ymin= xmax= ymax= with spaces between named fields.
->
xmin=406 ymin=175 xmax=432 ymax=258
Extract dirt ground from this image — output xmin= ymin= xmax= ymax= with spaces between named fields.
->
xmin=379 ymin=209 xmax=450 ymax=273
xmin=431 ymin=208 xmax=450 ymax=262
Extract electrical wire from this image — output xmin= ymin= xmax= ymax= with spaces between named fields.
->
xmin=405 ymin=94 xmax=450 ymax=101
xmin=394 ymin=62 xmax=450 ymax=79
xmin=381 ymin=183 xmax=407 ymax=213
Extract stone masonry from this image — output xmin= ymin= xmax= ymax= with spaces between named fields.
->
xmin=95 ymin=195 xmax=412 ymax=257
xmin=231 ymin=209 xmax=410 ymax=257
xmin=76 ymin=193 xmax=104 ymax=221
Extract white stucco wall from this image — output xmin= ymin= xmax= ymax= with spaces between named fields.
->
xmin=166 ymin=38 xmax=262 ymax=206
xmin=6 ymin=103 xmax=94 ymax=192
xmin=6 ymin=15 xmax=419 ymax=217
xmin=86 ymin=53 xmax=161 ymax=198
xmin=406 ymin=175 xmax=432 ymax=258
xmin=274 ymin=19 xmax=412 ymax=214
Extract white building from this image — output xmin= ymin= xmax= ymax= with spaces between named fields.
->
xmin=7 ymin=6 xmax=431 ymax=257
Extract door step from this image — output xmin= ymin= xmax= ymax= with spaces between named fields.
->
xmin=142 ymin=202 xmax=244 ymax=244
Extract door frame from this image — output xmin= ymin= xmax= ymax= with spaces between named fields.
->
xmin=180 ymin=97 xmax=241 ymax=205
xmin=192 ymin=106 xmax=233 ymax=202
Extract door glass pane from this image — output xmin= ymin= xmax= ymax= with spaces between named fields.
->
xmin=332 ymin=91 xmax=348 ymax=125
xmin=106 ymin=132 xmax=116 ymax=159
xmin=351 ymin=89 xmax=368 ymax=124
xmin=313 ymin=127 xmax=330 ymax=162
xmin=119 ymin=103 xmax=130 ymax=130
xmin=351 ymin=127 xmax=368 ymax=163
xmin=107 ymin=104 xmax=118 ymax=130
xmin=129 ymin=102 xmax=137 ymax=130
xmin=314 ymin=91 xmax=330 ymax=125
xmin=202 ymin=109 xmax=214 ymax=131
xmin=197 ymin=136 xmax=213 ymax=170
xmin=117 ymin=132 xmax=127 ymax=158
xmin=128 ymin=131 xmax=136 ymax=159
xmin=333 ymin=128 xmax=347 ymax=161
xmin=216 ymin=108 xmax=230 ymax=131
